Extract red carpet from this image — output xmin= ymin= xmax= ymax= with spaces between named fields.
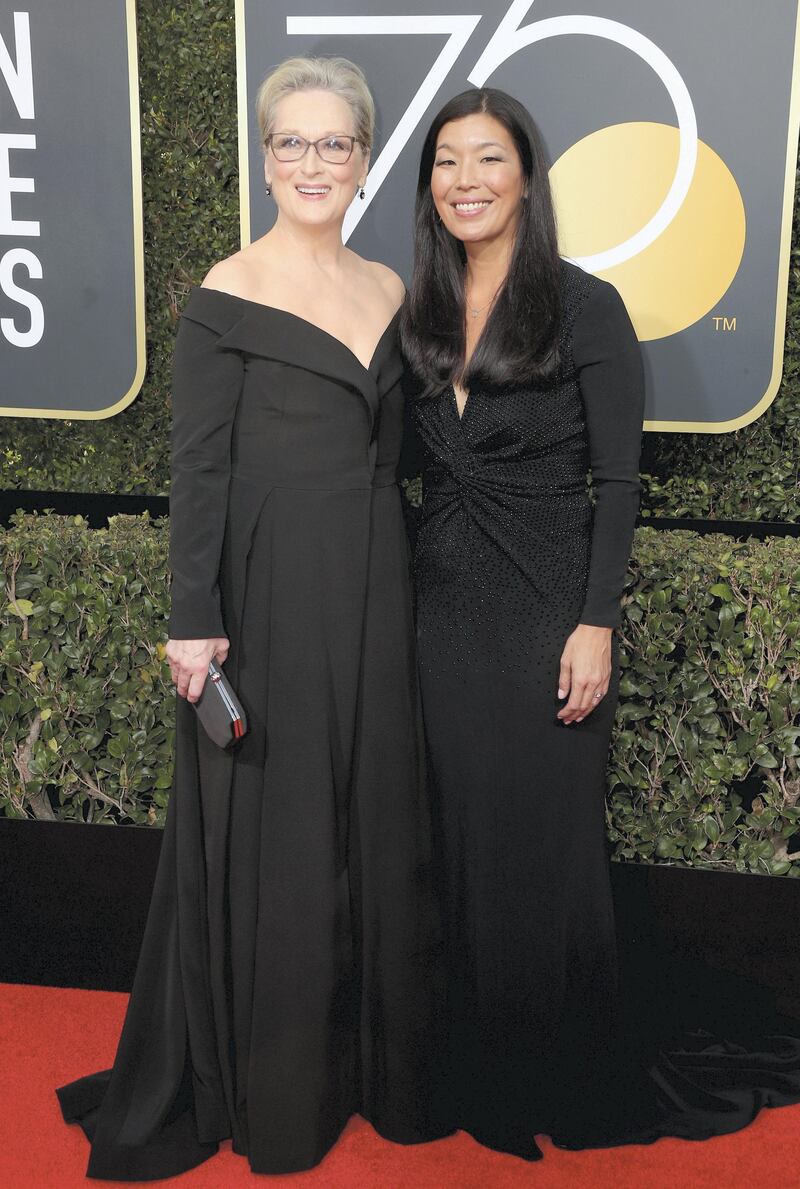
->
xmin=1 ymin=982 xmax=798 ymax=1189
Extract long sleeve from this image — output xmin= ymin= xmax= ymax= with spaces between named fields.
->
xmin=168 ymin=310 xmax=245 ymax=639
xmin=572 ymin=280 xmax=645 ymax=629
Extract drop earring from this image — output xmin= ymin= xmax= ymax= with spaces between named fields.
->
xmin=359 ymin=187 xmax=366 ymax=200
xmin=265 ymin=183 xmax=271 ymax=197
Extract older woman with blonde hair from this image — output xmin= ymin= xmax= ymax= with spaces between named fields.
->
xmin=56 ymin=56 xmax=445 ymax=1180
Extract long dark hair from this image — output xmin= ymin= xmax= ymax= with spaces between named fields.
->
xmin=400 ymin=88 xmax=562 ymax=395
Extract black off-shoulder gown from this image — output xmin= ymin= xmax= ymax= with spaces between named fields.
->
xmin=56 ymin=288 xmax=444 ymax=1179
xmin=412 ymin=261 xmax=800 ymax=1160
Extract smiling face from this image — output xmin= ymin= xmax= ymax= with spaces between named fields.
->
xmin=431 ymin=112 xmax=527 ymax=249
xmin=265 ymin=89 xmax=368 ymax=229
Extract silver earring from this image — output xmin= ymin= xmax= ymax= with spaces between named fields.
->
xmin=265 ymin=183 xmax=271 ymax=197
xmin=359 ymin=187 xmax=366 ymax=200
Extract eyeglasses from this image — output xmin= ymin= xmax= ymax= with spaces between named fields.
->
xmin=266 ymin=133 xmax=360 ymax=164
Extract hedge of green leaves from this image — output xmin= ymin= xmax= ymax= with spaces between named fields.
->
xmin=0 ymin=514 xmax=173 ymax=826
xmin=0 ymin=0 xmax=797 ymax=521
xmin=2 ymin=514 xmax=798 ymax=876
xmin=610 ymin=529 xmax=800 ymax=875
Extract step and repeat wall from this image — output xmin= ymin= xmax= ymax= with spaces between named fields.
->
xmin=238 ymin=0 xmax=800 ymax=431
xmin=0 ymin=0 xmax=798 ymax=431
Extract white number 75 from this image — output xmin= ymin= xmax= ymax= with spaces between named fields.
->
xmin=286 ymin=15 xmax=482 ymax=243
xmin=287 ymin=3 xmax=696 ymax=271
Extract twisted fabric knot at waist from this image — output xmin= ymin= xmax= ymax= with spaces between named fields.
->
xmin=426 ymin=452 xmax=587 ymax=502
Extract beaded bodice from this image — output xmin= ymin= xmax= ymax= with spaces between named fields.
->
xmin=412 ymin=262 xmax=644 ymax=676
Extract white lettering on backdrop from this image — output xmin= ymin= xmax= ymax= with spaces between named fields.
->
xmin=0 ymin=12 xmax=43 ymax=347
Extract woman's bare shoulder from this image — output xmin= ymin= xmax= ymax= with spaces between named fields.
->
xmin=348 ymin=254 xmax=405 ymax=309
xmin=367 ymin=258 xmax=406 ymax=306
xmin=201 ymin=245 xmax=267 ymax=300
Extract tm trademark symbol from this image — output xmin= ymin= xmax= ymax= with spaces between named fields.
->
xmin=712 ymin=316 xmax=737 ymax=331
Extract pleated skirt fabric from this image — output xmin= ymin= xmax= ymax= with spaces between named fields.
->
xmin=57 ymin=484 xmax=445 ymax=1180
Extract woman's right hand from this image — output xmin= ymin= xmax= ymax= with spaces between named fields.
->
xmin=165 ymin=637 xmax=230 ymax=703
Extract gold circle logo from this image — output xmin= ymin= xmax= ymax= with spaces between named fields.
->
xmin=550 ymin=122 xmax=746 ymax=341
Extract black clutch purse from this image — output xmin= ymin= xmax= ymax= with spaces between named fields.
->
xmin=193 ymin=659 xmax=248 ymax=748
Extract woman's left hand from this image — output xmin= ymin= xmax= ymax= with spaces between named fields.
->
xmin=557 ymin=624 xmax=613 ymax=724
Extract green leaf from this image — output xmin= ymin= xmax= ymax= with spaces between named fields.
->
xmin=8 ymin=598 xmax=34 ymax=616
xmin=770 ymin=860 xmax=792 ymax=876
xmin=703 ymin=817 xmax=720 ymax=843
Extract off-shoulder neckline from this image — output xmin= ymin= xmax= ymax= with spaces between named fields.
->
xmin=190 ymin=285 xmax=402 ymax=375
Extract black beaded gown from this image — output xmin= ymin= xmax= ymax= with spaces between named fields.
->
xmin=56 ymin=288 xmax=444 ymax=1180
xmin=411 ymin=260 xmax=800 ymax=1160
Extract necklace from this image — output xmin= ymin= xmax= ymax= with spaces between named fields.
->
xmin=466 ymin=286 xmax=500 ymax=319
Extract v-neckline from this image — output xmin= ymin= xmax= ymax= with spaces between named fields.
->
xmin=451 ymin=383 xmax=470 ymax=423
xmin=199 ymin=287 xmax=401 ymax=375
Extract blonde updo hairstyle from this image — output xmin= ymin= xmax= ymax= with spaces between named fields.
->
xmin=256 ymin=56 xmax=375 ymax=156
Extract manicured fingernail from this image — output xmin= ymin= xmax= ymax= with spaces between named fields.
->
xmin=558 ymin=688 xmax=565 ymax=698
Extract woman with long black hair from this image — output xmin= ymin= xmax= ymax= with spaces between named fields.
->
xmin=402 ymin=86 xmax=800 ymax=1161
